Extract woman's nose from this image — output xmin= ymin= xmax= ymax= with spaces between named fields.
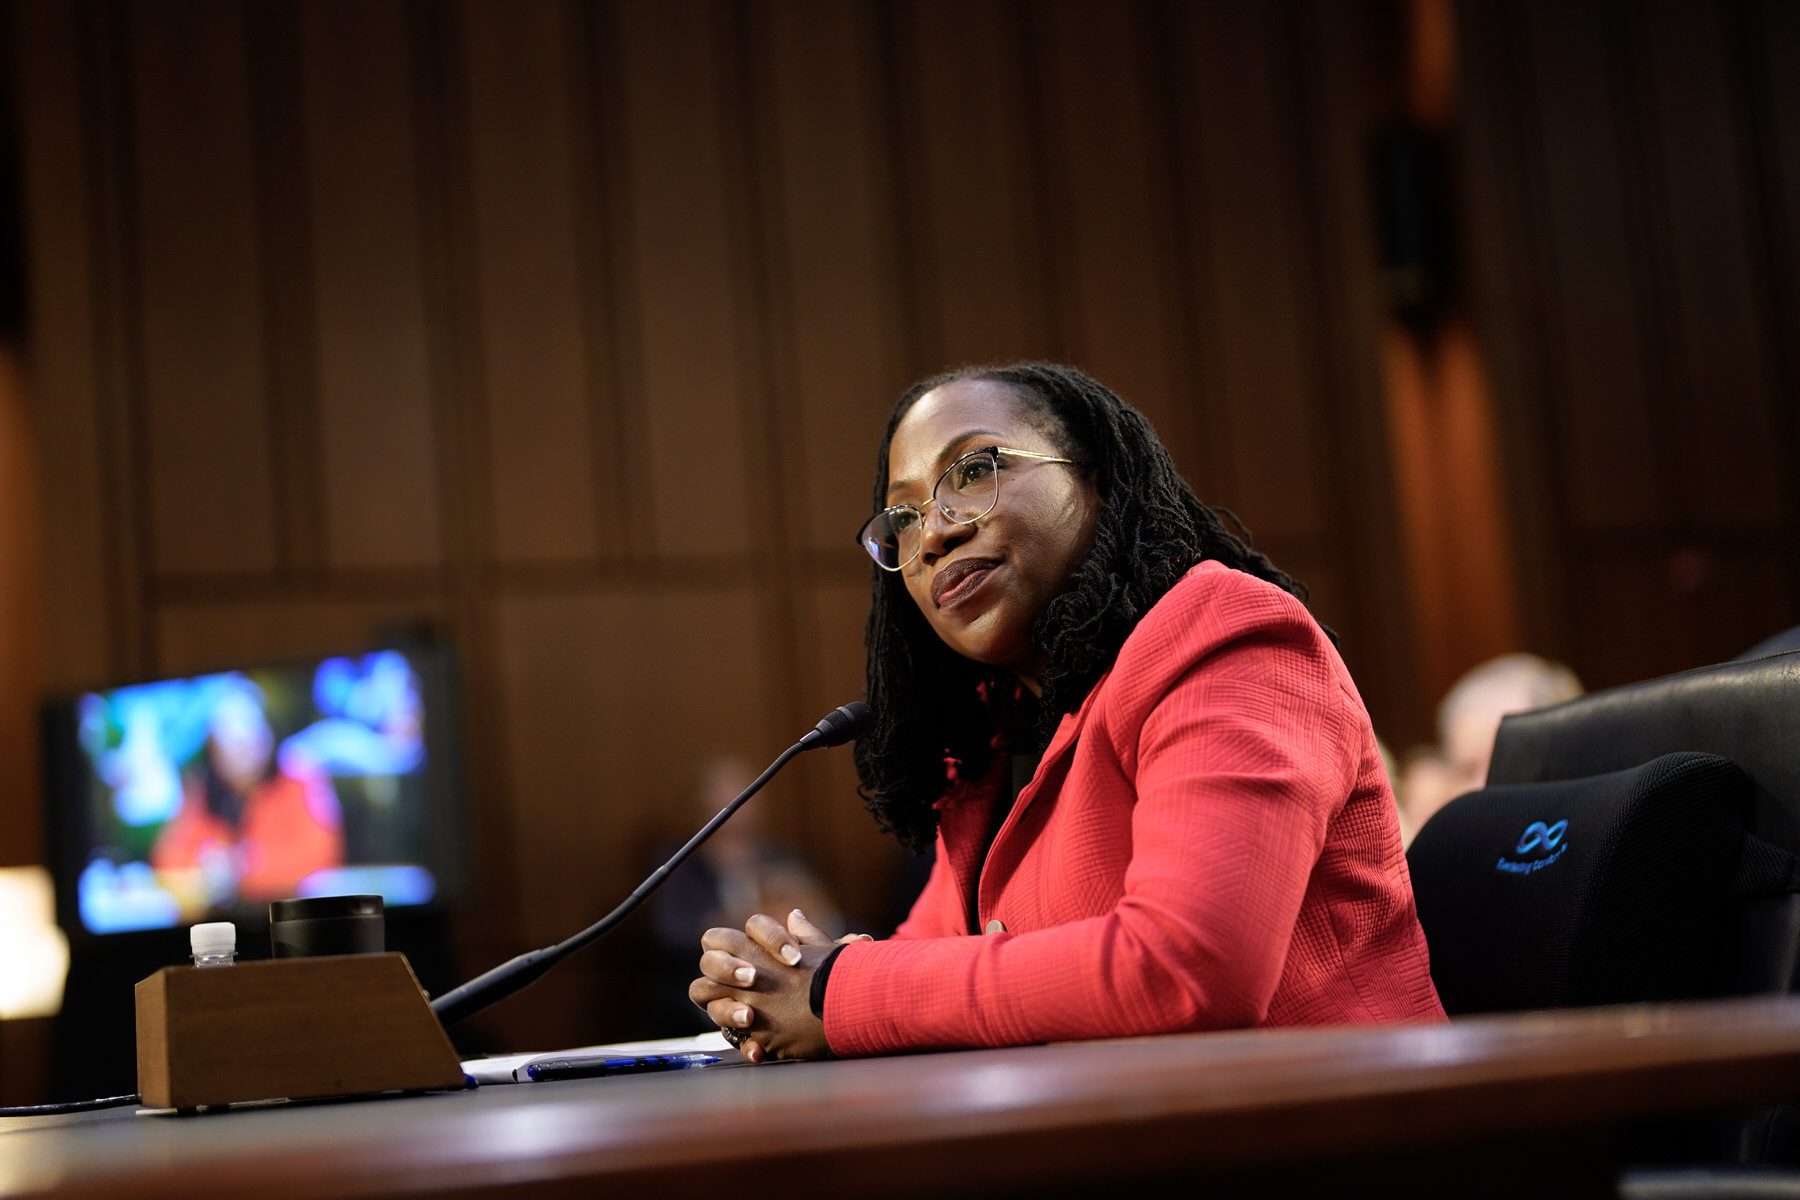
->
xmin=918 ymin=505 xmax=973 ymax=565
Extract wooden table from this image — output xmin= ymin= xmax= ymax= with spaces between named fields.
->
xmin=6 ymin=996 xmax=1800 ymax=1199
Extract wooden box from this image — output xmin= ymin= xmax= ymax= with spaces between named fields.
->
xmin=135 ymin=953 xmax=464 ymax=1109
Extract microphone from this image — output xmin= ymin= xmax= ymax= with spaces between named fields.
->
xmin=429 ymin=701 xmax=874 ymax=1028
xmin=799 ymin=701 xmax=871 ymax=749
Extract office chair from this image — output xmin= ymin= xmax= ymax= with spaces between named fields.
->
xmin=1484 ymin=649 xmax=1800 ymax=1000
xmin=1407 ymin=649 xmax=1800 ymax=1171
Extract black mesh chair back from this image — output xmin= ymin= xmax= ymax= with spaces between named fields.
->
xmin=1487 ymin=650 xmax=1800 ymax=997
xmin=1412 ymin=651 xmax=1800 ymax=1165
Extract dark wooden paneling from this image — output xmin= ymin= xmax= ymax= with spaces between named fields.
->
xmin=763 ymin=1 xmax=907 ymax=556
xmin=1635 ymin=0 xmax=1783 ymax=531
xmin=564 ymin=0 xmax=640 ymax=568
xmin=0 ymin=353 xmax=43 ymax=864
xmin=1518 ymin=0 xmax=1662 ymax=531
xmin=1170 ymin=2 xmax=1328 ymax=542
xmin=247 ymin=0 xmax=325 ymax=576
xmin=1748 ymin=0 xmax=1800 ymax=611
xmin=458 ymin=0 xmax=603 ymax=565
xmin=1455 ymin=0 xmax=1570 ymax=665
xmin=299 ymin=0 xmax=444 ymax=572
xmin=1033 ymin=3 xmax=1190 ymax=469
xmin=155 ymin=597 xmax=451 ymax=677
xmin=493 ymin=588 xmax=772 ymax=943
xmin=1291 ymin=0 xmax=1423 ymax=739
xmin=1755 ymin=0 xmax=1800 ymax=402
xmin=613 ymin=0 xmax=756 ymax=560
xmin=897 ymin=0 xmax=1055 ymax=368
xmin=792 ymin=575 xmax=899 ymax=929
xmin=1574 ymin=543 xmax=1793 ymax=687
xmin=1459 ymin=0 xmax=1800 ymax=688
xmin=401 ymin=0 xmax=523 ymax=1001
xmin=126 ymin=0 xmax=278 ymax=577
xmin=12 ymin=0 xmax=111 ymax=686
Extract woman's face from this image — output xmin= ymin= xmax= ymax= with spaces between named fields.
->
xmin=883 ymin=380 xmax=1101 ymax=686
xmin=209 ymin=689 xmax=274 ymax=792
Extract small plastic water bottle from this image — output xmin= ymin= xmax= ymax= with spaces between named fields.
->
xmin=190 ymin=922 xmax=237 ymax=968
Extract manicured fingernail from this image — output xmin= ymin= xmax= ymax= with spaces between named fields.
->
xmin=854 ymin=933 xmax=874 ymax=941
xmin=734 ymin=967 xmax=755 ymax=986
xmin=791 ymin=908 xmax=806 ymax=921
xmin=732 ymin=1006 xmax=752 ymax=1027
xmin=780 ymin=945 xmax=802 ymax=965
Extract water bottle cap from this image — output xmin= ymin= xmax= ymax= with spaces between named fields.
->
xmin=190 ymin=922 xmax=236 ymax=957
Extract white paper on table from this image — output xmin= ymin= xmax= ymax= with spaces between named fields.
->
xmin=460 ymin=1030 xmax=735 ymax=1085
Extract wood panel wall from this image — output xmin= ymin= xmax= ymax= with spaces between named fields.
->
xmin=0 ymin=349 xmax=41 ymax=869
xmin=1457 ymin=0 xmax=1800 ymax=687
xmin=11 ymin=0 xmax=1413 ymax=1052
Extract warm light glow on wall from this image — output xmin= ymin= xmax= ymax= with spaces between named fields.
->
xmin=0 ymin=866 xmax=69 ymax=1019
xmin=1378 ymin=0 xmax=1523 ymax=712
xmin=1382 ymin=323 xmax=1522 ymax=701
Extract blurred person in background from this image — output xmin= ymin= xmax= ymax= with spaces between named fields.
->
xmin=151 ymin=676 xmax=344 ymax=905
xmin=1398 ymin=653 xmax=1583 ymax=841
xmin=643 ymin=756 xmax=838 ymax=1029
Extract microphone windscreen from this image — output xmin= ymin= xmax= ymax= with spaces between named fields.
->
xmin=810 ymin=701 xmax=873 ymax=747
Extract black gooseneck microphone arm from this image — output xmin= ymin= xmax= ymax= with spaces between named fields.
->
xmin=429 ymin=702 xmax=873 ymax=1028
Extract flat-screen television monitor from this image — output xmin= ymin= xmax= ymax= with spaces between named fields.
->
xmin=42 ymin=640 xmax=465 ymax=939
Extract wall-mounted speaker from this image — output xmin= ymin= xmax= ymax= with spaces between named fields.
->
xmin=1371 ymin=120 xmax=1454 ymax=330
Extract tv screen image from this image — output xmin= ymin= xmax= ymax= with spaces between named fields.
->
xmin=49 ymin=646 xmax=457 ymax=936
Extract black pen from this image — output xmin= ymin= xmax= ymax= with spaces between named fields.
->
xmin=519 ymin=1051 xmax=722 ymax=1083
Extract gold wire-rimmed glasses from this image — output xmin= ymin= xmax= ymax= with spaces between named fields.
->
xmin=856 ymin=445 xmax=1076 ymax=571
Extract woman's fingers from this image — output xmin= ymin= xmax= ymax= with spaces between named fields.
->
xmin=691 ymin=980 xmax=763 ymax=1060
xmin=704 ymin=996 xmax=757 ymax=1030
xmin=698 ymin=948 xmax=757 ymax=987
xmin=699 ymin=926 xmax=751 ymax=957
xmin=835 ymin=932 xmax=875 ymax=945
xmin=688 ymin=975 xmax=732 ymax=1008
xmin=787 ymin=908 xmax=834 ymax=946
xmin=745 ymin=912 xmax=803 ymax=965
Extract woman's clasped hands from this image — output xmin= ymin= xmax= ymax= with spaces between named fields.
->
xmin=690 ymin=908 xmax=871 ymax=1063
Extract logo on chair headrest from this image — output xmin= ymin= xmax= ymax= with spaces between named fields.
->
xmin=1515 ymin=819 xmax=1567 ymax=855
xmin=1496 ymin=819 xmax=1570 ymax=875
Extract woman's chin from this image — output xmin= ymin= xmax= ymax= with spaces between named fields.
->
xmin=945 ymin=620 xmax=1034 ymax=676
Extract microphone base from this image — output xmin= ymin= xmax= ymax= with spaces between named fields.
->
xmin=135 ymin=953 xmax=465 ymax=1111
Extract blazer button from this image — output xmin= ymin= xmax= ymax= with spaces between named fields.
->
xmin=984 ymin=919 xmax=1005 ymax=934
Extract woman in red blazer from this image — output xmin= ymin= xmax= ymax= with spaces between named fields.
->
xmin=690 ymin=363 xmax=1445 ymax=1060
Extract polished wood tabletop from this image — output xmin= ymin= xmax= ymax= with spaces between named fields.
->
xmin=6 ymin=995 xmax=1800 ymax=1199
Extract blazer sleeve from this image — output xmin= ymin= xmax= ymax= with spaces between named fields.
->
xmin=821 ymin=582 xmax=1358 ymax=1055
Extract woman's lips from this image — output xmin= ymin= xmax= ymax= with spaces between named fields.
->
xmin=932 ymin=557 xmax=1000 ymax=609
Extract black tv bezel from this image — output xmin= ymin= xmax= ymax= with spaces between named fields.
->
xmin=40 ymin=634 xmax=470 ymax=945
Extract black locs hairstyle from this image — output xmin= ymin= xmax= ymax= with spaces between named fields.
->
xmin=853 ymin=362 xmax=1328 ymax=854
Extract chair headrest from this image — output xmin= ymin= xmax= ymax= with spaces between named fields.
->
xmin=1407 ymin=752 xmax=1750 ymax=1013
xmin=1488 ymin=650 xmax=1800 ymax=848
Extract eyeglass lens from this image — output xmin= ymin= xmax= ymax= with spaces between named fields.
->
xmin=860 ymin=450 xmax=1001 ymax=569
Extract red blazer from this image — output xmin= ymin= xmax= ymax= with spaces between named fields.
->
xmin=824 ymin=561 xmax=1445 ymax=1055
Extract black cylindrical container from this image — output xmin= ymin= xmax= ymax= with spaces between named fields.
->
xmin=269 ymin=894 xmax=385 ymax=958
